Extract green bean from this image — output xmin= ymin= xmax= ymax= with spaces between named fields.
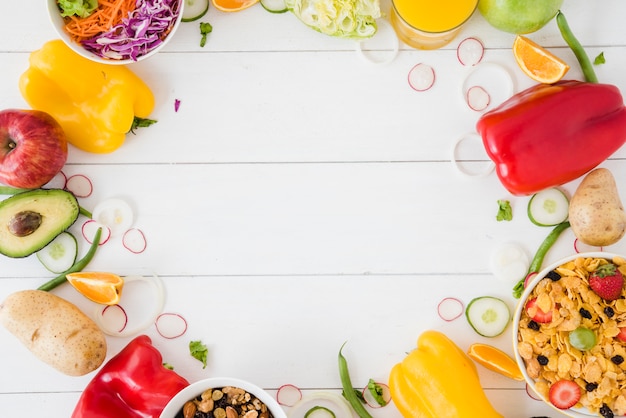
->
xmin=338 ymin=342 xmax=374 ymax=418
xmin=512 ymin=221 xmax=570 ymax=298
xmin=556 ymin=11 xmax=598 ymax=83
xmin=0 ymin=186 xmax=30 ymax=195
xmin=37 ymin=227 xmax=102 ymax=291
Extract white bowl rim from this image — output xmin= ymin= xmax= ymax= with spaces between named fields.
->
xmin=512 ymin=251 xmax=625 ymax=418
xmin=159 ymin=377 xmax=288 ymax=418
xmin=46 ymin=0 xmax=183 ymax=65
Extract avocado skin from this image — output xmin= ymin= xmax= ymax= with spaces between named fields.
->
xmin=0 ymin=189 xmax=79 ymax=258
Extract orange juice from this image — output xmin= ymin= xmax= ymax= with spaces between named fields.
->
xmin=390 ymin=0 xmax=478 ymax=50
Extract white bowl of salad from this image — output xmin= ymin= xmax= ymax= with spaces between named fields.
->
xmin=47 ymin=0 xmax=183 ymax=64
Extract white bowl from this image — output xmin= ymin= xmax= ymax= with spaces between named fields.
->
xmin=47 ymin=0 xmax=183 ymax=65
xmin=159 ymin=377 xmax=288 ymax=418
xmin=513 ymin=252 xmax=626 ymax=418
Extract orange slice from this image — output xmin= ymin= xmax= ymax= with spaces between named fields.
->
xmin=66 ymin=272 xmax=124 ymax=305
xmin=513 ymin=35 xmax=569 ymax=84
xmin=467 ymin=343 xmax=525 ymax=381
xmin=211 ymin=0 xmax=259 ymax=12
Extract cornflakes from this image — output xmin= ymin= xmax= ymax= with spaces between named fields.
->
xmin=518 ymin=256 xmax=626 ymax=416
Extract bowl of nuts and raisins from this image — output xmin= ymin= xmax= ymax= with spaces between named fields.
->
xmin=160 ymin=377 xmax=288 ymax=418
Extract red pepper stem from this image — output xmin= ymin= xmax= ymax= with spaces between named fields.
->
xmin=556 ymin=11 xmax=598 ymax=83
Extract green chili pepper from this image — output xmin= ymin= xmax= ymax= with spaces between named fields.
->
xmin=338 ymin=342 xmax=374 ymax=418
xmin=37 ymin=227 xmax=102 ymax=291
xmin=556 ymin=11 xmax=598 ymax=83
xmin=512 ymin=221 xmax=570 ymax=298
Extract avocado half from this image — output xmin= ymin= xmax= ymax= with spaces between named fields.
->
xmin=0 ymin=189 xmax=79 ymax=258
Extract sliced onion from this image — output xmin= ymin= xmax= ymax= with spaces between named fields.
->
xmin=407 ymin=63 xmax=435 ymax=92
xmin=574 ymin=238 xmax=603 ymax=254
xmin=276 ymin=384 xmax=303 ymax=407
xmin=490 ymin=242 xmax=530 ymax=282
xmin=155 ymin=313 xmax=188 ymax=339
xmin=82 ymin=220 xmax=112 ymax=245
xmin=457 ymin=37 xmax=484 ymax=66
xmin=437 ymin=297 xmax=464 ymax=322
xmin=100 ymin=304 xmax=129 ymax=333
xmin=65 ymin=174 xmax=93 ymax=198
xmin=451 ymin=132 xmax=495 ymax=178
xmin=123 ymin=228 xmax=147 ymax=253
xmin=93 ymin=272 xmax=165 ymax=337
xmin=361 ymin=382 xmax=391 ymax=408
xmin=466 ymin=85 xmax=490 ymax=111
xmin=288 ymin=393 xmax=353 ymax=418
xmin=45 ymin=171 xmax=67 ymax=189
xmin=92 ymin=198 xmax=134 ymax=237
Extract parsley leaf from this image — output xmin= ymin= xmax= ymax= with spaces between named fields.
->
xmin=496 ymin=199 xmax=513 ymax=222
xmin=200 ymin=22 xmax=213 ymax=47
xmin=189 ymin=340 xmax=208 ymax=368
xmin=594 ymin=52 xmax=606 ymax=65
xmin=367 ymin=379 xmax=388 ymax=406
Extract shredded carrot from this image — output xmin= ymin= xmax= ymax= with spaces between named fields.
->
xmin=64 ymin=0 xmax=137 ymax=43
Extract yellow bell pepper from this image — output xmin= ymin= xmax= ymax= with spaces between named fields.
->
xmin=388 ymin=330 xmax=503 ymax=418
xmin=18 ymin=39 xmax=155 ymax=153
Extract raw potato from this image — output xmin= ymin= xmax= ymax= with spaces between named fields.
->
xmin=0 ymin=290 xmax=107 ymax=376
xmin=569 ymin=168 xmax=626 ymax=246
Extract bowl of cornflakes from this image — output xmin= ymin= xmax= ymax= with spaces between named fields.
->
xmin=513 ymin=252 xmax=626 ymax=418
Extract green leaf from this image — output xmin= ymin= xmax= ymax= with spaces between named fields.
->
xmin=200 ymin=22 xmax=213 ymax=47
xmin=496 ymin=199 xmax=513 ymax=222
xmin=367 ymin=379 xmax=388 ymax=407
xmin=189 ymin=340 xmax=208 ymax=368
xmin=594 ymin=52 xmax=606 ymax=65
xmin=129 ymin=116 xmax=157 ymax=134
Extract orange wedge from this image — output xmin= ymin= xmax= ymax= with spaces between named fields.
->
xmin=467 ymin=343 xmax=525 ymax=381
xmin=211 ymin=0 xmax=259 ymax=12
xmin=513 ymin=35 xmax=569 ymax=84
xmin=66 ymin=272 xmax=124 ymax=305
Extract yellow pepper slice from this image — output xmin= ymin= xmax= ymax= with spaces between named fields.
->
xmin=19 ymin=39 xmax=155 ymax=153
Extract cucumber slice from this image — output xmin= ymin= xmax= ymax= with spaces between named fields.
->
xmin=527 ymin=187 xmax=569 ymax=226
xmin=36 ymin=231 xmax=78 ymax=274
xmin=182 ymin=0 xmax=209 ymax=22
xmin=260 ymin=0 xmax=288 ymax=13
xmin=465 ymin=296 xmax=511 ymax=337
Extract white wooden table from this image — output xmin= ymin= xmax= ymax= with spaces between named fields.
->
xmin=1 ymin=1 xmax=626 ymax=416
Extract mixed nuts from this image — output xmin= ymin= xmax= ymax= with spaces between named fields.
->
xmin=177 ymin=386 xmax=274 ymax=418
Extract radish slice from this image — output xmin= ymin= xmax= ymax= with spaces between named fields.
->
xmin=490 ymin=242 xmax=530 ymax=282
xmin=93 ymin=272 xmax=165 ymax=337
xmin=451 ymin=132 xmax=495 ymax=178
xmin=523 ymin=272 xmax=538 ymax=289
xmin=407 ymin=63 xmax=435 ymax=92
xmin=123 ymin=228 xmax=147 ymax=253
xmin=437 ymin=297 xmax=464 ymax=322
xmin=276 ymin=384 xmax=303 ymax=407
xmin=45 ymin=171 xmax=67 ymax=189
xmin=457 ymin=37 xmax=484 ymax=66
xmin=288 ymin=393 xmax=353 ymax=418
xmin=526 ymin=383 xmax=543 ymax=401
xmin=92 ymin=198 xmax=134 ymax=237
xmin=155 ymin=313 xmax=188 ymax=339
xmin=574 ymin=238 xmax=603 ymax=254
xmin=466 ymin=86 xmax=490 ymax=111
xmin=82 ymin=220 xmax=112 ymax=245
xmin=100 ymin=305 xmax=129 ymax=333
xmin=461 ymin=63 xmax=514 ymax=112
xmin=65 ymin=174 xmax=93 ymax=198
xmin=361 ymin=382 xmax=391 ymax=408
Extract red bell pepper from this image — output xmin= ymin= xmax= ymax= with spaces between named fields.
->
xmin=72 ymin=335 xmax=189 ymax=418
xmin=476 ymin=80 xmax=626 ymax=196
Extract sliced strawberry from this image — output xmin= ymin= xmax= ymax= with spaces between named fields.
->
xmin=525 ymin=297 xmax=553 ymax=323
xmin=617 ymin=327 xmax=626 ymax=343
xmin=549 ymin=380 xmax=581 ymax=410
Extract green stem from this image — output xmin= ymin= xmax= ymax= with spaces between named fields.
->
xmin=79 ymin=206 xmax=93 ymax=219
xmin=556 ymin=11 xmax=598 ymax=83
xmin=338 ymin=342 xmax=374 ymax=418
xmin=37 ymin=227 xmax=102 ymax=291
xmin=513 ymin=221 xmax=571 ymax=299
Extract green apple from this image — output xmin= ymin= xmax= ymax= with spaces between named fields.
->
xmin=478 ymin=0 xmax=564 ymax=34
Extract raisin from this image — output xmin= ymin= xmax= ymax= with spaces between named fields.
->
xmin=611 ymin=355 xmax=624 ymax=365
xmin=528 ymin=320 xmax=540 ymax=331
xmin=537 ymin=355 xmax=549 ymax=366
xmin=600 ymin=404 xmax=614 ymax=418
xmin=604 ymin=307 xmax=615 ymax=318
xmin=545 ymin=270 xmax=561 ymax=281
xmin=585 ymin=382 xmax=598 ymax=392
xmin=579 ymin=308 xmax=592 ymax=319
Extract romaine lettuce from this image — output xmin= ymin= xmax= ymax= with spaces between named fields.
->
xmin=57 ymin=0 xmax=98 ymax=18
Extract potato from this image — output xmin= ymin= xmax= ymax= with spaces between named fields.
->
xmin=0 ymin=290 xmax=107 ymax=376
xmin=569 ymin=168 xmax=626 ymax=246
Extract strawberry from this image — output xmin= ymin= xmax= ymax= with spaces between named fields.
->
xmin=549 ymin=380 xmax=581 ymax=410
xmin=589 ymin=263 xmax=624 ymax=301
xmin=525 ymin=297 xmax=553 ymax=323
xmin=617 ymin=327 xmax=626 ymax=343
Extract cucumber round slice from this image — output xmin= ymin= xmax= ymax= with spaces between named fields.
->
xmin=465 ymin=296 xmax=511 ymax=337
xmin=527 ymin=188 xmax=569 ymax=226
xmin=36 ymin=231 xmax=78 ymax=274
xmin=260 ymin=0 xmax=288 ymax=13
xmin=182 ymin=0 xmax=210 ymax=22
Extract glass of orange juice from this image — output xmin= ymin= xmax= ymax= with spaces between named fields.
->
xmin=390 ymin=0 xmax=478 ymax=50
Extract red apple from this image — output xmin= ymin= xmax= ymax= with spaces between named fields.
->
xmin=0 ymin=109 xmax=68 ymax=188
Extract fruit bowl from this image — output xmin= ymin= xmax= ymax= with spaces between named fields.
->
xmin=46 ymin=0 xmax=183 ymax=65
xmin=159 ymin=377 xmax=288 ymax=418
xmin=513 ymin=252 xmax=626 ymax=418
